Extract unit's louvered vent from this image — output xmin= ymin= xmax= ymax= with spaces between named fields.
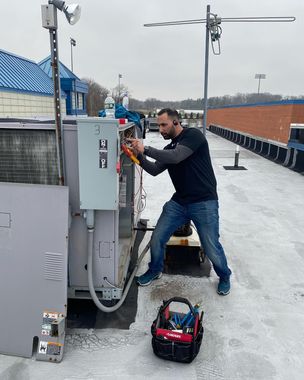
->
xmin=0 ymin=129 xmax=58 ymax=185
xmin=44 ymin=252 xmax=64 ymax=281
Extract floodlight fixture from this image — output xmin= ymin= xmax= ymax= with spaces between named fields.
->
xmin=49 ymin=0 xmax=81 ymax=25
xmin=63 ymin=3 xmax=81 ymax=25
xmin=255 ymin=73 xmax=266 ymax=79
xmin=255 ymin=73 xmax=266 ymax=94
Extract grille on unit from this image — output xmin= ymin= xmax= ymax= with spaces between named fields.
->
xmin=0 ymin=129 xmax=59 ymax=185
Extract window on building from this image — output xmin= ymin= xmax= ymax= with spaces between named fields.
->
xmin=78 ymin=93 xmax=83 ymax=110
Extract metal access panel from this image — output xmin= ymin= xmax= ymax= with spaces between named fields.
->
xmin=0 ymin=182 xmax=69 ymax=362
xmin=77 ymin=118 xmax=120 ymax=210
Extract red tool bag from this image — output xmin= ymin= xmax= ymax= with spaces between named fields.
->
xmin=151 ymin=297 xmax=204 ymax=363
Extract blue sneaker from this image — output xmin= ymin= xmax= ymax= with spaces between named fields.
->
xmin=217 ymin=278 xmax=230 ymax=295
xmin=136 ymin=269 xmax=162 ymax=286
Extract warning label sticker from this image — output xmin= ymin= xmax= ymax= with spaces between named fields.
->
xmin=38 ymin=341 xmax=62 ymax=356
xmin=42 ymin=311 xmax=57 ymax=337
xmin=47 ymin=342 xmax=62 ymax=356
xmin=41 ymin=328 xmax=50 ymax=336
xmin=42 ymin=311 xmax=59 ymax=327
xmin=43 ymin=311 xmax=58 ymax=320
xmin=39 ymin=341 xmax=48 ymax=354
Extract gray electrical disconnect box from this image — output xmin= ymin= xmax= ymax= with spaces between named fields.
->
xmin=68 ymin=118 xmax=143 ymax=298
xmin=0 ymin=182 xmax=69 ymax=362
xmin=77 ymin=118 xmax=120 ymax=210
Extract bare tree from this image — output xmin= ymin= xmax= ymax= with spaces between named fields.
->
xmin=82 ymin=78 xmax=109 ymax=116
xmin=112 ymin=83 xmax=130 ymax=104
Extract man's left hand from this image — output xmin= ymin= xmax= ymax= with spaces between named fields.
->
xmin=126 ymin=138 xmax=145 ymax=154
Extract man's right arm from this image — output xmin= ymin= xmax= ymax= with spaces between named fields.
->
xmin=138 ymin=154 xmax=167 ymax=176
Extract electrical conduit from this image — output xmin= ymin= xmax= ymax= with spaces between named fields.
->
xmin=86 ymin=210 xmax=150 ymax=313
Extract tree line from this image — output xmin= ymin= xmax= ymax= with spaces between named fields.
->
xmin=82 ymin=77 xmax=304 ymax=116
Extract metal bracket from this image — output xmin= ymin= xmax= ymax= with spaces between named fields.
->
xmin=102 ymin=287 xmax=122 ymax=300
xmin=68 ymin=286 xmax=123 ymax=300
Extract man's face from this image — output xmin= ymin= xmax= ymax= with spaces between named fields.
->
xmin=157 ymin=113 xmax=176 ymax=140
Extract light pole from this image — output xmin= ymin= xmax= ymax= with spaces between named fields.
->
xmin=41 ymin=0 xmax=81 ymax=185
xmin=118 ymin=73 xmax=122 ymax=103
xmin=144 ymin=5 xmax=295 ymax=136
xmin=70 ymin=37 xmax=77 ymax=115
xmin=255 ymin=73 xmax=266 ymax=94
xmin=203 ymin=5 xmax=211 ymax=137
xmin=70 ymin=37 xmax=76 ymax=72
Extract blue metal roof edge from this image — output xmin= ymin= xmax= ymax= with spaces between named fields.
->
xmin=0 ymin=87 xmax=66 ymax=98
xmin=209 ymin=99 xmax=304 ymax=110
xmin=0 ymin=49 xmax=57 ymax=95
xmin=38 ymin=56 xmax=52 ymax=77
xmin=0 ymin=48 xmax=36 ymax=65
xmin=60 ymin=61 xmax=79 ymax=79
xmin=38 ymin=56 xmax=79 ymax=80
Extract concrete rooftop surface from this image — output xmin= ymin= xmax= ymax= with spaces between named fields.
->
xmin=1 ymin=130 xmax=304 ymax=380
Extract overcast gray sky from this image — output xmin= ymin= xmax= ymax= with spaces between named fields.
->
xmin=1 ymin=0 xmax=303 ymax=101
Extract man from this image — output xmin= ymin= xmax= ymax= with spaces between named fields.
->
xmin=128 ymin=108 xmax=231 ymax=295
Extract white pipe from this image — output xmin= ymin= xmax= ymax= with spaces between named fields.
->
xmin=234 ymin=145 xmax=240 ymax=167
xmin=86 ymin=210 xmax=150 ymax=313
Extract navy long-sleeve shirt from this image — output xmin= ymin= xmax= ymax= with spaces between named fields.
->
xmin=139 ymin=128 xmax=218 ymax=204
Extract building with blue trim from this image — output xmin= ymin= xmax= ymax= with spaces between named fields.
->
xmin=39 ymin=56 xmax=88 ymax=116
xmin=0 ymin=49 xmax=66 ymax=118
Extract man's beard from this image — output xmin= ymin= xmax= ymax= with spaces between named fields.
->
xmin=161 ymin=127 xmax=175 ymax=140
xmin=161 ymin=133 xmax=170 ymax=140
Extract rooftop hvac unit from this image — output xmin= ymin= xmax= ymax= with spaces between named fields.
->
xmin=0 ymin=117 xmax=143 ymax=362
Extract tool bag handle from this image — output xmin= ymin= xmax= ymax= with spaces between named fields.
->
xmin=161 ymin=296 xmax=197 ymax=316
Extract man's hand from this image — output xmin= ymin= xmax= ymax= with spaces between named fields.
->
xmin=126 ymin=138 xmax=145 ymax=155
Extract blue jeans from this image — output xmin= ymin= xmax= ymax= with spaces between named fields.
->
xmin=149 ymin=199 xmax=231 ymax=280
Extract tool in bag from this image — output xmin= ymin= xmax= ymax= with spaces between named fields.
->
xmin=151 ymin=296 xmax=204 ymax=363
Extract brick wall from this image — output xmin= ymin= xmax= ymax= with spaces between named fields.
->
xmin=207 ymin=101 xmax=304 ymax=144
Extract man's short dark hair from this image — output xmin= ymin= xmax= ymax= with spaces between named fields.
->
xmin=158 ymin=108 xmax=179 ymax=120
